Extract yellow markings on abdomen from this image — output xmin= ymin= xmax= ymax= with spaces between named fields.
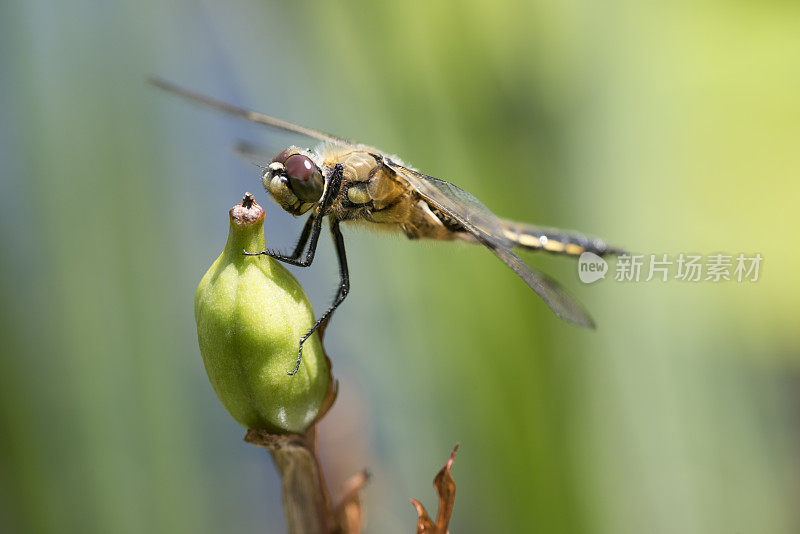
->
xmin=502 ymin=220 xmax=596 ymax=256
xmin=504 ymin=228 xmax=543 ymax=249
xmin=542 ymin=238 xmax=566 ymax=253
xmin=565 ymin=243 xmax=585 ymax=256
xmin=518 ymin=233 xmax=543 ymax=248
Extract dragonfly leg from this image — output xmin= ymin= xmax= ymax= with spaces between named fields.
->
xmin=243 ymin=163 xmax=344 ymax=267
xmin=243 ymin=214 xmax=321 ymax=266
xmin=287 ymin=219 xmax=350 ymax=375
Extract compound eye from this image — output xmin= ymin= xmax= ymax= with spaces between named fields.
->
xmin=284 ymin=154 xmax=323 ymax=203
xmin=272 ymin=148 xmax=292 ymax=165
xmin=285 ymin=154 xmax=316 ymax=181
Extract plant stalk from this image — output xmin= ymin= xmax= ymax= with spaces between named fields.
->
xmin=246 ymin=428 xmax=334 ymax=534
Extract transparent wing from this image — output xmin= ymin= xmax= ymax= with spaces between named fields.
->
xmin=386 ymin=160 xmax=595 ymax=329
xmin=384 ymin=159 xmax=510 ymax=245
xmin=149 ymin=78 xmax=352 ymax=146
xmin=232 ymin=140 xmax=279 ymax=167
xmin=490 ymin=245 xmax=596 ymax=328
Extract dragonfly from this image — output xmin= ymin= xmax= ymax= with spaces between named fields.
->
xmin=151 ymin=78 xmax=624 ymax=375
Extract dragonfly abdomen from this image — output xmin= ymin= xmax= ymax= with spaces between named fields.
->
xmin=500 ymin=220 xmax=624 ymax=257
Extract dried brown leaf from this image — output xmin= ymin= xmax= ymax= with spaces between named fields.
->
xmin=411 ymin=445 xmax=459 ymax=534
xmin=333 ymin=469 xmax=370 ymax=534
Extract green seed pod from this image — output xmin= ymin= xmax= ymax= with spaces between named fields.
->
xmin=195 ymin=193 xmax=331 ymax=434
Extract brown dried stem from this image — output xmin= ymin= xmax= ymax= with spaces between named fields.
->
xmin=245 ymin=429 xmax=330 ymax=533
xmin=245 ymin=427 xmax=369 ymax=534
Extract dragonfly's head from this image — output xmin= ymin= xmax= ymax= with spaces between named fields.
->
xmin=262 ymin=147 xmax=324 ymax=215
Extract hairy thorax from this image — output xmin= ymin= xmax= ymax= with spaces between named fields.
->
xmin=319 ymin=146 xmax=462 ymax=242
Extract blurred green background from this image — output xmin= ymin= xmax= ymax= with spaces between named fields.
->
xmin=2 ymin=0 xmax=799 ymax=532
